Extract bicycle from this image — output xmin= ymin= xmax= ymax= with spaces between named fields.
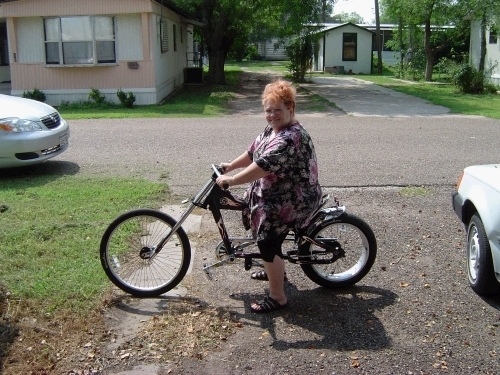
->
xmin=100 ymin=165 xmax=377 ymax=297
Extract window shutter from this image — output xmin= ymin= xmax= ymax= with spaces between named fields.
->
xmin=161 ymin=19 xmax=169 ymax=53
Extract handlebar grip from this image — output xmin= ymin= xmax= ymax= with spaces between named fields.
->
xmin=222 ymin=183 xmax=229 ymax=190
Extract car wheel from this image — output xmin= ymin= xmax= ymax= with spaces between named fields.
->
xmin=466 ymin=213 xmax=500 ymax=295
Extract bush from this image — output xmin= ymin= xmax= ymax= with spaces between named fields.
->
xmin=285 ymin=34 xmax=315 ymax=82
xmin=117 ymin=89 xmax=136 ymax=108
xmin=246 ymin=44 xmax=261 ymax=61
xmin=484 ymin=82 xmax=499 ymax=94
xmin=22 ymin=88 xmax=46 ymax=102
xmin=452 ymin=64 xmax=484 ymax=94
xmin=89 ymin=88 xmax=106 ymax=104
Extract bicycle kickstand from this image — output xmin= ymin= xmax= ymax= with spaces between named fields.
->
xmin=202 ymin=257 xmax=234 ymax=280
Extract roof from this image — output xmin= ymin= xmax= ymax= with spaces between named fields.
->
xmin=307 ymin=22 xmax=454 ymax=33
xmin=0 ymin=0 xmax=202 ymax=25
xmin=310 ymin=22 xmax=375 ymax=35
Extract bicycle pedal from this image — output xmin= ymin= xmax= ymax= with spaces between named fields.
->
xmin=202 ymin=264 xmax=213 ymax=280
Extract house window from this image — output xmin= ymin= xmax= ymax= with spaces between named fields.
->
xmin=173 ymin=24 xmax=177 ymax=52
xmin=161 ymin=19 xmax=169 ymax=53
xmin=343 ymin=33 xmax=357 ymax=61
xmin=44 ymin=16 xmax=116 ymax=65
xmin=0 ymin=23 xmax=8 ymax=66
xmin=489 ymin=26 xmax=498 ymax=44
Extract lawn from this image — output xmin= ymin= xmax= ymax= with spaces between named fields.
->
xmin=0 ymin=172 xmax=168 ymax=314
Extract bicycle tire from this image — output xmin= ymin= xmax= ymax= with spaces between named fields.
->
xmin=100 ymin=209 xmax=191 ymax=297
xmin=300 ymin=213 xmax=377 ymax=288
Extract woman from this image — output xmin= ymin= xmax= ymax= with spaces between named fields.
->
xmin=216 ymin=80 xmax=321 ymax=313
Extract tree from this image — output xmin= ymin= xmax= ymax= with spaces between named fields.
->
xmin=177 ymin=0 xmax=326 ymax=85
xmin=381 ymin=0 xmax=456 ymax=81
xmin=320 ymin=0 xmax=337 ymax=22
xmin=331 ymin=12 xmax=365 ymax=24
xmin=285 ymin=32 xmax=317 ymax=82
xmin=374 ymin=0 xmax=382 ymax=74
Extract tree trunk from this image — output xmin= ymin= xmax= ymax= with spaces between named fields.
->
xmin=207 ymin=49 xmax=227 ymax=84
xmin=424 ymin=17 xmax=433 ymax=81
xmin=202 ymin=0 xmax=232 ymax=85
xmin=398 ymin=15 xmax=403 ymax=76
xmin=479 ymin=13 xmax=487 ymax=72
xmin=374 ymin=0 xmax=383 ymax=74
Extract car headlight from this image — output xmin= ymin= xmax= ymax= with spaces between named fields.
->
xmin=456 ymin=172 xmax=464 ymax=190
xmin=0 ymin=118 xmax=43 ymax=132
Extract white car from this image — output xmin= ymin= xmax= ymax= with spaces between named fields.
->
xmin=0 ymin=94 xmax=69 ymax=168
xmin=452 ymin=164 xmax=500 ymax=294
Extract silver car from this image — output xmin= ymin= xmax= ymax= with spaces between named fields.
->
xmin=0 ymin=94 xmax=69 ymax=168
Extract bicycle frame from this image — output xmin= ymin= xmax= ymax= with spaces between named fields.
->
xmin=155 ymin=165 xmax=348 ymax=271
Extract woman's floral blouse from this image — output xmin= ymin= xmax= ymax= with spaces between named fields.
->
xmin=244 ymin=122 xmax=322 ymax=241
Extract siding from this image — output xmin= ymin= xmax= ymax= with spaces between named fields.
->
xmin=3 ymin=0 xmax=195 ymax=104
xmin=470 ymin=20 xmax=500 ymax=85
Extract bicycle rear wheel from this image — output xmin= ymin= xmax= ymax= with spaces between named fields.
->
xmin=300 ymin=213 xmax=377 ymax=288
xmin=100 ymin=209 xmax=191 ymax=297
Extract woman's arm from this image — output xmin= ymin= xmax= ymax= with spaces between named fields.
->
xmin=221 ymin=151 xmax=252 ymax=173
xmin=216 ymin=161 xmax=270 ymax=187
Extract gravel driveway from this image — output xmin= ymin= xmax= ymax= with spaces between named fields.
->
xmin=54 ymin=73 xmax=500 ymax=374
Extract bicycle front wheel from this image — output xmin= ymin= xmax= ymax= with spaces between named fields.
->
xmin=100 ymin=209 xmax=191 ymax=297
xmin=300 ymin=213 xmax=377 ymax=288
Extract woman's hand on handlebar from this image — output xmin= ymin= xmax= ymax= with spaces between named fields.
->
xmin=219 ymin=162 xmax=233 ymax=173
xmin=216 ymin=174 xmax=233 ymax=189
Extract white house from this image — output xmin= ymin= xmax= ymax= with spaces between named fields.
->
xmin=470 ymin=20 xmax=500 ymax=86
xmin=313 ymin=22 xmax=374 ymax=74
xmin=0 ymin=0 xmax=202 ymax=105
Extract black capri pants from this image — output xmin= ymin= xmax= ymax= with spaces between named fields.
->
xmin=256 ymin=231 xmax=289 ymax=262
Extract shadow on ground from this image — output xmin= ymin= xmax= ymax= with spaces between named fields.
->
xmin=0 ymin=161 xmax=80 ymax=185
xmin=228 ymin=285 xmax=398 ymax=351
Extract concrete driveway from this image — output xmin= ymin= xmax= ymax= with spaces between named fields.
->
xmin=302 ymin=76 xmax=453 ymax=117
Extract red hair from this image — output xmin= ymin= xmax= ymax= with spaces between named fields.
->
xmin=261 ymin=80 xmax=296 ymax=109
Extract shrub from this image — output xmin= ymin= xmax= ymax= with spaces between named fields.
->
xmin=285 ymin=34 xmax=315 ymax=82
xmin=452 ymin=64 xmax=484 ymax=94
xmin=22 ymin=88 xmax=46 ymax=102
xmin=246 ymin=44 xmax=261 ymax=61
xmin=117 ymin=89 xmax=136 ymax=108
xmin=484 ymin=82 xmax=499 ymax=94
xmin=89 ymin=88 xmax=106 ymax=104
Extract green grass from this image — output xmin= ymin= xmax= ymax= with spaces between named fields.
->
xmin=399 ymin=186 xmax=430 ymax=197
xmin=225 ymin=60 xmax=290 ymax=74
xmin=58 ymin=70 xmax=242 ymax=120
xmin=0 ymin=174 xmax=168 ymax=314
xmin=354 ymin=75 xmax=500 ymax=119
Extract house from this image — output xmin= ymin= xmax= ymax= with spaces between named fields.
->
xmin=469 ymin=20 xmax=500 ymax=86
xmin=0 ymin=0 xmax=202 ymax=105
xmin=257 ymin=38 xmax=288 ymax=61
xmin=312 ymin=22 xmax=374 ymax=74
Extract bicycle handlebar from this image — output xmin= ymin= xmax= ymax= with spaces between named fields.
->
xmin=211 ymin=164 xmax=229 ymax=190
